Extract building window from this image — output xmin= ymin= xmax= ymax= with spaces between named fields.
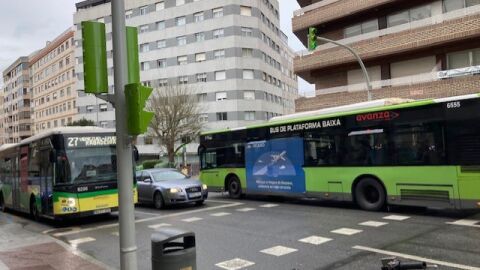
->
xmin=242 ymin=48 xmax=253 ymax=57
xmin=213 ymin=7 xmax=223 ymax=18
xmin=100 ymin=103 xmax=108 ymax=112
xmin=387 ymin=4 xmax=431 ymax=27
xmin=213 ymin=49 xmax=225 ymax=59
xmin=140 ymin=43 xmax=150 ymax=53
xmin=157 ymin=59 xmax=167 ymax=68
xmin=245 ymin=111 xmax=255 ymax=121
xmin=156 ymin=21 xmax=165 ymax=30
xmin=86 ymin=105 xmax=94 ymax=113
xmin=125 ymin=10 xmax=133 ymax=19
xmin=195 ymin=32 xmax=205 ymax=42
xmin=241 ymin=27 xmax=253 ymax=37
xmin=177 ymin=55 xmax=188 ymax=65
xmin=140 ymin=6 xmax=148 ymax=15
xmin=176 ymin=16 xmax=186 ymax=26
xmin=447 ymin=48 xmax=480 ymax=69
xmin=141 ymin=62 xmax=150 ymax=71
xmin=215 ymin=71 xmax=226 ymax=81
xmin=244 ymin=91 xmax=255 ymax=100
xmin=215 ymin=92 xmax=227 ymax=101
xmin=157 ymin=40 xmax=166 ymax=48
xmin=177 ymin=36 xmax=187 ymax=46
xmin=194 ymin=53 xmax=206 ymax=62
xmin=243 ymin=69 xmax=254 ymax=79
xmin=444 ymin=0 xmax=480 ymax=12
xmin=240 ymin=6 xmax=252 ymax=16
xmin=344 ymin=19 xmax=379 ymax=38
xmin=100 ymin=121 xmax=108 ymax=128
xmin=194 ymin=12 xmax=204 ymax=22
xmin=139 ymin=25 xmax=149 ymax=33
xmin=156 ymin=1 xmax=165 ymax=11
xmin=213 ymin=28 xmax=224 ymax=39
xmin=216 ymin=112 xmax=227 ymax=121
xmin=158 ymin=79 xmax=168 ymax=87
xmin=199 ymin=114 xmax=208 ymax=123
xmin=178 ymin=76 xmax=188 ymax=84
xmin=197 ymin=93 xmax=207 ymax=102
xmin=196 ymin=73 xmax=207 ymax=82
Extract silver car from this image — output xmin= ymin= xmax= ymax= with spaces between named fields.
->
xmin=136 ymin=168 xmax=208 ymax=209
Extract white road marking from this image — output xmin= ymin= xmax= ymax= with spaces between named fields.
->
xmin=299 ymin=236 xmax=332 ymax=245
xmin=210 ymin=212 xmax=231 ymax=217
xmin=0 ymin=259 xmax=8 ymax=270
xmin=260 ymin=245 xmax=297 ymax=257
xmin=134 ymin=210 xmax=161 ymax=216
xmin=52 ymin=227 xmax=83 ymax=237
xmin=331 ymin=228 xmax=363 ymax=236
xmin=48 ymin=202 xmax=243 ymax=237
xmin=215 ymin=258 xmax=255 ymax=270
xmin=259 ymin=203 xmax=279 ymax=208
xmin=383 ymin=215 xmax=410 ymax=221
xmin=148 ymin=223 xmax=171 ymax=229
xmin=353 ymin=245 xmax=480 ymax=270
xmin=447 ymin=219 xmax=480 ymax=228
xmin=182 ymin=217 xmax=203 ymax=223
xmin=68 ymin=237 xmax=96 ymax=247
xmin=236 ymin=208 xmax=256 ymax=212
xmin=359 ymin=221 xmax=388 ymax=227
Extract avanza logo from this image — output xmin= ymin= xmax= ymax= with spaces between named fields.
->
xmin=356 ymin=111 xmax=399 ymax=122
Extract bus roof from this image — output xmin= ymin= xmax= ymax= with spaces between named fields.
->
xmin=20 ymin=127 xmax=115 ymax=145
xmin=201 ymin=93 xmax=480 ymax=136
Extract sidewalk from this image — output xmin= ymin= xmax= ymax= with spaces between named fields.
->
xmin=0 ymin=215 xmax=112 ymax=270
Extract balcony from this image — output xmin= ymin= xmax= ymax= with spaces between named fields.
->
xmin=293 ymin=0 xmax=396 ymax=33
xmin=294 ymin=10 xmax=480 ymax=80
xmin=296 ymin=74 xmax=480 ymax=112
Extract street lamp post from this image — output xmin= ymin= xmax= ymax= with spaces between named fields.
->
xmin=316 ymin=36 xmax=373 ymax=101
xmin=111 ymin=0 xmax=138 ymax=269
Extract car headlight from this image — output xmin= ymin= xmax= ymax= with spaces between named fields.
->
xmin=169 ymin=188 xmax=182 ymax=193
xmin=202 ymin=184 xmax=208 ymax=190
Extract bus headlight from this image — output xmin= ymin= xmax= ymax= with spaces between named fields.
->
xmin=169 ymin=188 xmax=182 ymax=194
xmin=202 ymin=184 xmax=208 ymax=190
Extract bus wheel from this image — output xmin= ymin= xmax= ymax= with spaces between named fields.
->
xmin=0 ymin=192 xmax=5 ymax=212
xmin=30 ymin=197 xmax=40 ymax=221
xmin=153 ymin=192 xmax=164 ymax=210
xmin=227 ymin=176 xmax=242 ymax=199
xmin=354 ymin=178 xmax=386 ymax=211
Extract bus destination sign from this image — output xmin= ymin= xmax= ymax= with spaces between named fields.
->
xmin=66 ymin=136 xmax=116 ymax=148
xmin=269 ymin=118 xmax=341 ymax=135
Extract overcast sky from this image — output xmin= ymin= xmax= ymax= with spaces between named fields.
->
xmin=0 ymin=1 xmax=313 ymax=92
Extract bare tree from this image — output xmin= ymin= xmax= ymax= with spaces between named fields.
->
xmin=148 ymin=84 xmax=203 ymax=166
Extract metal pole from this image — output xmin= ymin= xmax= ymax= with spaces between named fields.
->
xmin=316 ymin=36 xmax=373 ymax=101
xmin=111 ymin=0 xmax=138 ymax=269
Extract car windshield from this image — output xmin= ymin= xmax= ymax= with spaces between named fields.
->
xmin=151 ymin=171 xmax=187 ymax=182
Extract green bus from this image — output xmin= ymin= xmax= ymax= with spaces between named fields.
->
xmin=0 ymin=127 xmax=138 ymax=220
xmin=199 ymin=94 xmax=480 ymax=211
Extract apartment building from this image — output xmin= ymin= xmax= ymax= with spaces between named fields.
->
xmin=1 ymin=57 xmax=32 ymax=144
xmin=30 ymin=29 xmax=78 ymax=134
xmin=73 ymin=0 xmax=298 ymax=131
xmin=293 ymin=0 xmax=480 ymax=111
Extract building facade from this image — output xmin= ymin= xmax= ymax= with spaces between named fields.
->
xmin=73 ymin=0 xmax=298 ymax=131
xmin=30 ymin=29 xmax=78 ymax=134
xmin=1 ymin=57 xmax=32 ymax=144
xmin=293 ymin=0 xmax=480 ymax=112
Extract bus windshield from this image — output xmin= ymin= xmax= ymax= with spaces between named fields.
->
xmin=57 ymin=146 xmax=117 ymax=184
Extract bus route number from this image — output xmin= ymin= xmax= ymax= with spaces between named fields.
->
xmin=68 ymin=137 xmax=79 ymax=147
xmin=447 ymin=101 xmax=461 ymax=109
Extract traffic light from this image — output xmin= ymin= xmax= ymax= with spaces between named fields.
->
xmin=82 ymin=21 xmax=108 ymax=94
xmin=126 ymin=26 xmax=140 ymax=84
xmin=308 ymin=27 xmax=317 ymax=51
xmin=125 ymin=83 xmax=154 ymax=135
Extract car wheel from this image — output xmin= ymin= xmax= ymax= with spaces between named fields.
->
xmin=228 ymin=176 xmax=242 ymax=199
xmin=153 ymin=192 xmax=164 ymax=209
xmin=30 ymin=197 xmax=40 ymax=221
xmin=354 ymin=177 xmax=386 ymax=211
xmin=195 ymin=200 xmax=204 ymax=206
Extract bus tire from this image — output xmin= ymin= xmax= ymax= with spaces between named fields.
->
xmin=0 ymin=192 xmax=5 ymax=212
xmin=153 ymin=192 xmax=164 ymax=210
xmin=354 ymin=177 xmax=386 ymax=211
xmin=227 ymin=176 xmax=242 ymax=199
xmin=30 ymin=196 xmax=40 ymax=221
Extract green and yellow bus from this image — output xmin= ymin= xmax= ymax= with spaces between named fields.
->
xmin=199 ymin=94 xmax=480 ymax=211
xmin=0 ymin=127 xmax=138 ymax=220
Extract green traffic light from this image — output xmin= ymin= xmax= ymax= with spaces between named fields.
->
xmin=125 ymin=83 xmax=154 ymax=135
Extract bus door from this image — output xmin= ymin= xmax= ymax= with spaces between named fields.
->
xmin=8 ymin=156 xmax=19 ymax=210
xmin=19 ymin=146 xmax=29 ymax=211
xmin=39 ymin=149 xmax=54 ymax=216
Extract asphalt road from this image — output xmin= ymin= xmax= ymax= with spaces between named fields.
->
xmin=2 ymin=193 xmax=480 ymax=270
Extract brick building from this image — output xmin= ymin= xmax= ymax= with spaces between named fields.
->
xmin=293 ymin=0 xmax=480 ymax=112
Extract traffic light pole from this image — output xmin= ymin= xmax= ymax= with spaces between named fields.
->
xmin=111 ymin=0 xmax=138 ymax=269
